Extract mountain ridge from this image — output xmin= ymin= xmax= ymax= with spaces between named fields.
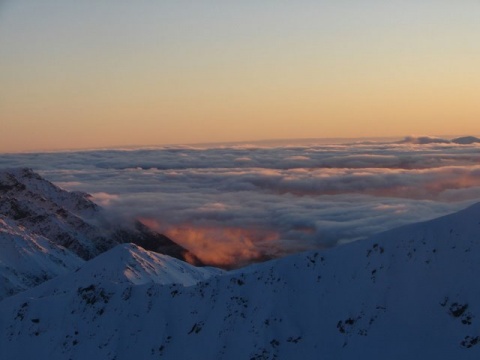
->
xmin=0 ymin=168 xmax=202 ymax=299
xmin=1 ymin=198 xmax=480 ymax=358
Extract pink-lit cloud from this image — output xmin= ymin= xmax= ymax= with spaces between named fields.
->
xmin=2 ymin=139 xmax=480 ymax=267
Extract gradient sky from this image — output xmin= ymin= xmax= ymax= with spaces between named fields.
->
xmin=1 ymin=1 xmax=479 ymax=152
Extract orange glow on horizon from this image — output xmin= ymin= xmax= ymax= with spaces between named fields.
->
xmin=1 ymin=3 xmax=480 ymax=152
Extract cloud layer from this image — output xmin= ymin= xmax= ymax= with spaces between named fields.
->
xmin=2 ymin=139 xmax=480 ymax=267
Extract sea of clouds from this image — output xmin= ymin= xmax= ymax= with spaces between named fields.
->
xmin=2 ymin=136 xmax=480 ymax=267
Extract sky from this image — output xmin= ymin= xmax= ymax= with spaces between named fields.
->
xmin=1 ymin=1 xmax=479 ymax=152
xmin=2 ymin=137 xmax=480 ymax=267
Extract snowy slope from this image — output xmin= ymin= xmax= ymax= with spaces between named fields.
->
xmin=0 ymin=168 xmax=204 ymax=300
xmin=29 ymin=243 xmax=224 ymax=294
xmin=0 ymin=168 xmax=99 ymax=218
xmin=0 ymin=168 xmax=200 ymax=262
xmin=0 ymin=168 xmax=109 ymax=259
xmin=2 ymin=203 xmax=480 ymax=359
xmin=69 ymin=243 xmax=223 ymax=286
xmin=0 ymin=216 xmax=83 ymax=300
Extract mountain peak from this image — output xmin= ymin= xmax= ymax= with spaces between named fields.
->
xmin=0 ymin=169 xmax=204 ymax=299
xmin=451 ymin=136 xmax=480 ymax=144
xmin=3 ymin=200 xmax=480 ymax=358
xmin=3 ymin=169 xmax=480 ymax=358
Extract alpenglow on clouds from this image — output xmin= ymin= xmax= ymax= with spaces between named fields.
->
xmin=2 ymin=136 xmax=480 ymax=267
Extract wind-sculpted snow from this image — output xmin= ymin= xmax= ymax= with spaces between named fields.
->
xmin=2 ymin=203 xmax=480 ymax=359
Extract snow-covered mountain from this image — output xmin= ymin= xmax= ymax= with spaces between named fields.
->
xmin=37 ymin=242 xmax=223 ymax=290
xmin=0 ymin=168 xmax=106 ymax=259
xmin=0 ymin=168 xmax=199 ymax=262
xmin=2 ymin=199 xmax=480 ymax=358
xmin=0 ymin=168 xmax=204 ymax=299
xmin=0 ymin=215 xmax=83 ymax=300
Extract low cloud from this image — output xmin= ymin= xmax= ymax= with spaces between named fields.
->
xmin=398 ymin=135 xmax=451 ymax=144
xmin=140 ymin=218 xmax=280 ymax=268
xmin=90 ymin=192 xmax=120 ymax=207
xmin=1 ymin=139 xmax=480 ymax=267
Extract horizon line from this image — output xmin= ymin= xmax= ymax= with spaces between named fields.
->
xmin=1 ymin=134 xmax=478 ymax=155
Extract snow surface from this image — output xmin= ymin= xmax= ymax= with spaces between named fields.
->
xmin=0 ymin=168 xmax=115 ymax=259
xmin=27 ymin=243 xmax=224 ymax=294
xmin=2 ymin=201 xmax=480 ymax=359
xmin=0 ymin=168 xmax=201 ymax=300
xmin=0 ymin=168 xmax=196 ymax=262
xmin=0 ymin=216 xmax=83 ymax=300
